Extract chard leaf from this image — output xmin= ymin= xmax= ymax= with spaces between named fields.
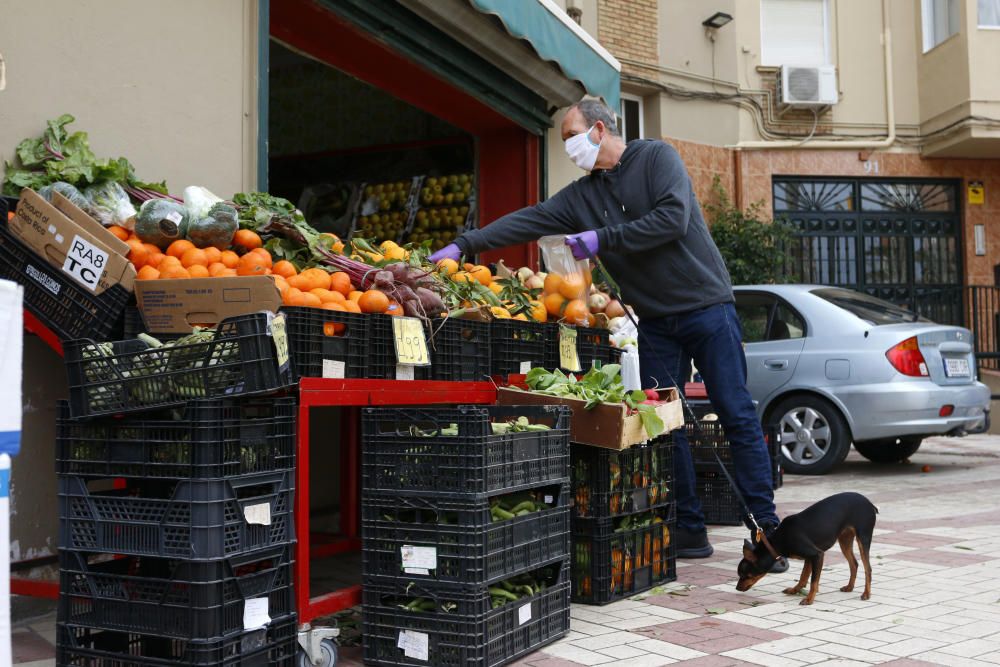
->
xmin=637 ymin=404 xmax=665 ymax=438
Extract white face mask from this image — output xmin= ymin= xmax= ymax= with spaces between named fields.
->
xmin=565 ymin=125 xmax=601 ymax=172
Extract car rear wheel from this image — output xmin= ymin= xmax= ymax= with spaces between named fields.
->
xmin=853 ymin=437 xmax=922 ymax=464
xmin=769 ymin=395 xmax=851 ymax=476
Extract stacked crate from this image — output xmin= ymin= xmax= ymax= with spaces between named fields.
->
xmin=569 ymin=436 xmax=677 ymax=604
xmin=55 ymin=314 xmax=298 ymax=666
xmin=684 ymin=400 xmax=783 ymax=525
xmin=360 ymin=405 xmax=571 ymax=666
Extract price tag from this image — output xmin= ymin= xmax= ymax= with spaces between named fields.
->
xmin=518 ymin=603 xmax=532 ymax=626
xmin=244 ymin=502 xmax=271 ymax=526
xmin=519 ymin=361 xmax=532 ymax=374
xmin=558 ymin=327 xmax=581 ymax=372
xmin=544 ymin=495 xmax=553 ymax=505
xmin=397 ymin=630 xmax=429 ymax=661
xmin=393 ymin=317 xmax=431 ymax=366
xmin=401 ymin=545 xmax=437 ymax=571
xmin=269 ymin=313 xmax=290 ymax=372
xmin=396 ymin=365 xmax=414 ymax=381
xmin=62 ymin=235 xmax=107 ymax=292
xmin=243 ymin=598 xmax=270 ymax=630
xmin=322 ymin=359 xmax=346 ymax=379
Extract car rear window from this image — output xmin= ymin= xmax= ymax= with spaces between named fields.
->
xmin=810 ymin=288 xmax=929 ymax=325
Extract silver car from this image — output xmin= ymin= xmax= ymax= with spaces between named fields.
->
xmin=733 ymin=285 xmax=991 ymax=475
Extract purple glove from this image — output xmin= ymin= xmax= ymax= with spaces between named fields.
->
xmin=565 ymin=230 xmax=599 ymax=260
xmin=429 ymin=243 xmax=462 ymax=263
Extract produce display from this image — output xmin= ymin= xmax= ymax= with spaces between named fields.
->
xmin=572 ymin=510 xmax=671 ymax=601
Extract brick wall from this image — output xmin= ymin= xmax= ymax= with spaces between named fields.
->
xmin=597 ymin=0 xmax=658 ymax=70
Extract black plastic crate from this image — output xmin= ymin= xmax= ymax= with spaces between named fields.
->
xmin=685 ymin=420 xmax=782 ymax=490
xmin=363 ymin=564 xmax=569 ymax=667
xmin=571 ymin=436 xmax=673 ymax=519
xmin=59 ymin=544 xmax=293 ymax=640
xmin=489 ymin=320 xmax=548 ymax=377
xmin=428 ymin=317 xmax=491 ymax=381
xmin=56 ymin=614 xmax=297 ymax=666
xmin=362 ymin=405 xmax=570 ymax=497
xmin=367 ymin=314 xmax=433 ymax=380
xmin=282 ymin=305 xmax=368 ymax=381
xmin=65 ymin=313 xmax=292 ymax=418
xmin=362 ymin=481 xmax=569 ymax=587
xmin=544 ymin=325 xmax=616 ymax=371
xmin=56 ymin=398 xmax=295 ymax=480
xmin=570 ymin=506 xmax=676 ymax=605
xmin=0 ymin=217 xmax=129 ymax=343
xmin=59 ymin=471 xmax=294 ymax=560
xmin=695 ymin=470 xmax=744 ymax=525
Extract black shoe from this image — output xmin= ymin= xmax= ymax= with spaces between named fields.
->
xmin=675 ymin=526 xmax=714 ymax=559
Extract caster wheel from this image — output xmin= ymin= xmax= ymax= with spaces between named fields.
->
xmin=297 ymin=638 xmax=338 ymax=667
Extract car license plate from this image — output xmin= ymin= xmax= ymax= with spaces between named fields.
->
xmin=944 ymin=357 xmax=970 ymax=377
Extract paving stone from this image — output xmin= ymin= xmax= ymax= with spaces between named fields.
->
xmin=628 ymin=638 xmax=708 ymax=661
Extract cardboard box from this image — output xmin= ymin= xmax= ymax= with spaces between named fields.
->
xmin=134 ymin=276 xmax=282 ymax=334
xmin=497 ymin=386 xmax=683 ymax=450
xmin=10 ymin=188 xmax=136 ymax=295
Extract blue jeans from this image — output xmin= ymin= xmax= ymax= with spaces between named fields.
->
xmin=638 ymin=302 xmax=778 ymax=532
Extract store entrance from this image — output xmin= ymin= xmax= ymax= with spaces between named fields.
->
xmin=267 ymin=41 xmax=476 ymax=253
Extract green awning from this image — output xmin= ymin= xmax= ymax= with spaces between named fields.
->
xmin=469 ymin=0 xmax=621 ymax=110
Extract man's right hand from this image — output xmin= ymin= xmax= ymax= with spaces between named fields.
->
xmin=429 ymin=243 xmax=462 ymax=263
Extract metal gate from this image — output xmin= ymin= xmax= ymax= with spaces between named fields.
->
xmin=773 ymin=177 xmax=963 ymax=325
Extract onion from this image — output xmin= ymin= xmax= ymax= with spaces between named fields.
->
xmin=515 ymin=266 xmax=535 ymax=283
xmin=524 ymin=275 xmax=544 ymax=290
xmin=588 ymin=292 xmax=610 ymax=313
xmin=605 ymin=300 xmax=626 ymax=319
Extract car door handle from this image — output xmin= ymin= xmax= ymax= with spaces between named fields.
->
xmin=764 ymin=359 xmax=788 ymax=370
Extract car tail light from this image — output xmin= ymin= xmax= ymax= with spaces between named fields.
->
xmin=940 ymin=405 xmax=954 ymax=417
xmin=886 ymin=337 xmax=929 ymax=377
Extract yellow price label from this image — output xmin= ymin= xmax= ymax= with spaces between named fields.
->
xmin=393 ymin=317 xmax=431 ymax=366
xmin=559 ymin=326 xmax=581 ymax=372
xmin=270 ymin=312 xmax=290 ymax=371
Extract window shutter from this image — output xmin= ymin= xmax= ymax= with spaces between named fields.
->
xmin=761 ymin=0 xmax=829 ymax=67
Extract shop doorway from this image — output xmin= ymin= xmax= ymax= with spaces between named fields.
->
xmin=774 ymin=177 xmax=963 ymax=324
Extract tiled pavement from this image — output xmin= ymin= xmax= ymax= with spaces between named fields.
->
xmin=14 ymin=434 xmax=1000 ymax=666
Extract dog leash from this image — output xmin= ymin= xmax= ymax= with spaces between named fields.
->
xmin=575 ymin=240 xmax=783 ymax=559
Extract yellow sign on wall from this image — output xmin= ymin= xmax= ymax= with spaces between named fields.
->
xmin=968 ymin=181 xmax=985 ymax=205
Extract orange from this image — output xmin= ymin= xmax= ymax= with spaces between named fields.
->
xmin=273 ymin=260 xmax=297 ymax=278
xmin=301 ymin=268 xmax=331 ymax=291
xmin=286 ymin=274 xmax=308 ymax=291
xmin=319 ymin=233 xmax=345 ymax=254
xmin=146 ymin=252 xmax=165 ymax=268
xmin=469 ymin=265 xmax=492 ymax=286
xmin=126 ymin=239 xmax=148 ymax=269
xmin=232 ymin=229 xmax=262 ymax=252
xmin=203 ymin=247 xmax=222 ymax=265
xmin=436 ymin=258 xmax=459 ymax=276
xmin=236 ymin=253 xmax=268 ymax=276
xmin=220 ymin=268 xmax=238 ymax=277
xmin=543 ymin=273 xmax=563 ymax=295
xmin=208 ymin=262 xmax=228 ymax=277
xmin=141 ymin=242 xmax=160 ymax=256
xmin=310 ymin=288 xmax=340 ymax=304
xmin=249 ymin=247 xmax=273 ymax=269
xmin=587 ymin=312 xmax=597 ymax=328
xmin=558 ymin=274 xmax=588 ymax=300
xmin=348 ymin=290 xmax=364 ymax=303
xmin=463 ymin=262 xmax=475 ymax=272
xmin=300 ymin=292 xmax=323 ymax=308
xmin=136 ymin=265 xmax=160 ymax=280
xmin=188 ymin=264 xmax=210 ymax=278
xmin=159 ymin=265 xmax=191 ymax=280
xmin=528 ymin=299 xmax=547 ymax=323
xmin=180 ymin=247 xmax=208 ymax=268
xmin=321 ymin=302 xmax=347 ymax=336
xmin=385 ymin=301 xmax=404 ymax=317
xmin=330 ymin=272 xmax=352 ymax=296
xmin=358 ymin=289 xmax=390 ymax=314
xmin=220 ymin=250 xmax=239 ymax=269
xmin=341 ymin=299 xmax=362 ymax=313
xmin=543 ymin=292 xmax=567 ymax=318
xmin=451 ymin=272 xmax=475 ymax=285
xmin=562 ymin=299 xmax=590 ymax=325
xmin=166 ymin=239 xmax=195 ymax=259
xmin=284 ymin=287 xmax=306 ymax=307
xmin=273 ymin=275 xmax=290 ymax=297
xmin=108 ymin=225 xmax=130 ymax=242
xmin=488 ymin=282 xmax=503 ymax=296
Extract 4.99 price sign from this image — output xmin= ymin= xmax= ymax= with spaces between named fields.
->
xmin=392 ymin=317 xmax=431 ymax=366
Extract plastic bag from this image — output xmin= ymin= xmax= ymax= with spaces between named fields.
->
xmin=83 ymin=182 xmax=136 ymax=228
xmin=38 ymin=181 xmax=90 ymax=211
xmin=538 ymin=234 xmax=593 ymax=326
xmin=183 ymin=185 xmax=222 ymax=220
xmin=620 ymin=348 xmax=641 ymax=391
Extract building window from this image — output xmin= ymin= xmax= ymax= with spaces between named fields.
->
xmin=980 ymin=0 xmax=1000 ymax=27
xmin=760 ymin=0 xmax=830 ymax=67
xmin=618 ymin=95 xmax=644 ymax=142
xmin=922 ymin=0 xmax=960 ymax=51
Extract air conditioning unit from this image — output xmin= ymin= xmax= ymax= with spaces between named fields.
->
xmin=779 ymin=65 xmax=838 ymax=107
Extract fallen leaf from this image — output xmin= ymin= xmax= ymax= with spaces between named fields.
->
xmin=954 ymin=546 xmax=973 ymax=551
xmin=706 ymin=607 xmax=727 ymax=615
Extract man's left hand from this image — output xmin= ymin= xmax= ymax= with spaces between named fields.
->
xmin=565 ymin=230 xmax=599 ymax=260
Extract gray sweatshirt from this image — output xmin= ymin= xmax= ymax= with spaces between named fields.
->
xmin=455 ymin=139 xmax=733 ymax=319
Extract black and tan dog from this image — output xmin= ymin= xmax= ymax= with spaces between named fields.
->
xmin=736 ymin=492 xmax=878 ymax=605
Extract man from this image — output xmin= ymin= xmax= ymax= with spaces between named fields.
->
xmin=430 ymin=98 xmax=782 ymax=561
